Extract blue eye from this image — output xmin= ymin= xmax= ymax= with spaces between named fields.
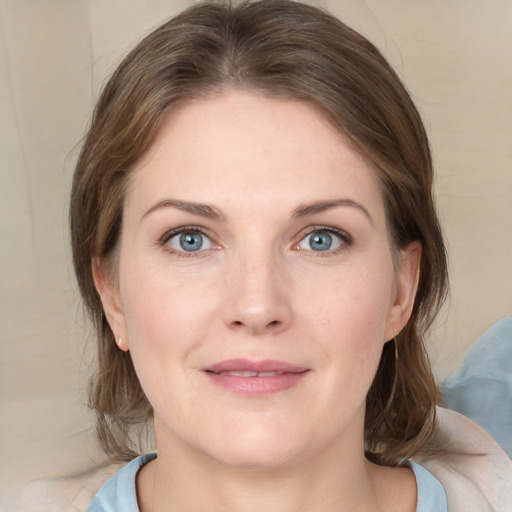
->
xmin=168 ymin=231 xmax=213 ymax=252
xmin=298 ymin=230 xmax=344 ymax=252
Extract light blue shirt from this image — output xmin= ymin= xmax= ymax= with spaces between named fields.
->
xmin=88 ymin=454 xmax=447 ymax=512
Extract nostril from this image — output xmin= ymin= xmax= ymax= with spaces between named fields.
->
xmin=229 ymin=314 xmax=288 ymax=333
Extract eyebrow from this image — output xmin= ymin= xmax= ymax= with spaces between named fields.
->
xmin=142 ymin=199 xmax=225 ymax=221
xmin=292 ymin=199 xmax=374 ymax=226
xmin=142 ymin=197 xmax=373 ymax=225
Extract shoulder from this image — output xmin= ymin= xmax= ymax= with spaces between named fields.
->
xmin=6 ymin=455 xmax=155 ymax=512
xmin=6 ymin=461 xmax=122 ymax=512
xmin=415 ymin=407 xmax=512 ymax=512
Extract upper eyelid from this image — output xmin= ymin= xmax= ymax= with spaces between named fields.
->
xmin=297 ymin=225 xmax=352 ymax=242
xmin=159 ymin=225 xmax=214 ymax=245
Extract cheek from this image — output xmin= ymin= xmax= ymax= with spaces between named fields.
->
xmin=303 ymin=262 xmax=394 ymax=337
xmin=119 ymin=273 xmax=214 ymax=411
xmin=119 ymin=260 xmax=220 ymax=357
xmin=302 ymin=262 xmax=395 ymax=384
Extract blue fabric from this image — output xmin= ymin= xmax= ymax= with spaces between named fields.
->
xmin=441 ymin=317 xmax=512 ymax=457
xmin=88 ymin=453 xmax=156 ymax=512
xmin=88 ymin=454 xmax=447 ymax=511
xmin=409 ymin=462 xmax=448 ymax=511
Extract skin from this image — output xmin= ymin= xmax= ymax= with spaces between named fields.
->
xmin=94 ymin=90 xmax=420 ymax=512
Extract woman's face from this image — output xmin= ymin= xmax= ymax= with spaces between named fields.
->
xmin=96 ymin=90 xmax=419 ymax=469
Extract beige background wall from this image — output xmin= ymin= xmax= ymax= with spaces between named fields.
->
xmin=1 ymin=0 xmax=511 ymax=505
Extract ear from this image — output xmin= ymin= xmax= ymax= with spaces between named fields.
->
xmin=92 ymin=257 xmax=129 ymax=351
xmin=384 ymin=241 xmax=421 ymax=342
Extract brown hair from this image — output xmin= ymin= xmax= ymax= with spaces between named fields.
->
xmin=70 ymin=0 xmax=448 ymax=465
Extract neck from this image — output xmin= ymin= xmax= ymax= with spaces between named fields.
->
xmin=136 ymin=419 xmax=406 ymax=512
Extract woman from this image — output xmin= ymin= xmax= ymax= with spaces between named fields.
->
xmin=69 ymin=1 xmax=510 ymax=511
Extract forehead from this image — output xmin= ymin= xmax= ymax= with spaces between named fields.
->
xmin=127 ymin=90 xmax=385 ymax=223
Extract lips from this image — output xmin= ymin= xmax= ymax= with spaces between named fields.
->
xmin=204 ymin=358 xmax=307 ymax=374
xmin=215 ymin=370 xmax=288 ymax=377
xmin=202 ymin=359 xmax=309 ymax=396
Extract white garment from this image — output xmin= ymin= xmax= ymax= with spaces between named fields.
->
xmin=415 ymin=407 xmax=512 ymax=512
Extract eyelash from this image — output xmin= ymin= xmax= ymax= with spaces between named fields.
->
xmin=157 ymin=225 xmax=352 ymax=257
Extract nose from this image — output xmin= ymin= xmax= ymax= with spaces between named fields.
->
xmin=222 ymin=250 xmax=293 ymax=336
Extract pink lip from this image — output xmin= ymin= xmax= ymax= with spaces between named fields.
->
xmin=204 ymin=358 xmax=307 ymax=374
xmin=202 ymin=359 xmax=310 ymax=396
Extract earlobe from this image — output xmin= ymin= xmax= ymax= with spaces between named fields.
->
xmin=92 ymin=257 xmax=129 ymax=351
xmin=384 ymin=242 xmax=421 ymax=342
